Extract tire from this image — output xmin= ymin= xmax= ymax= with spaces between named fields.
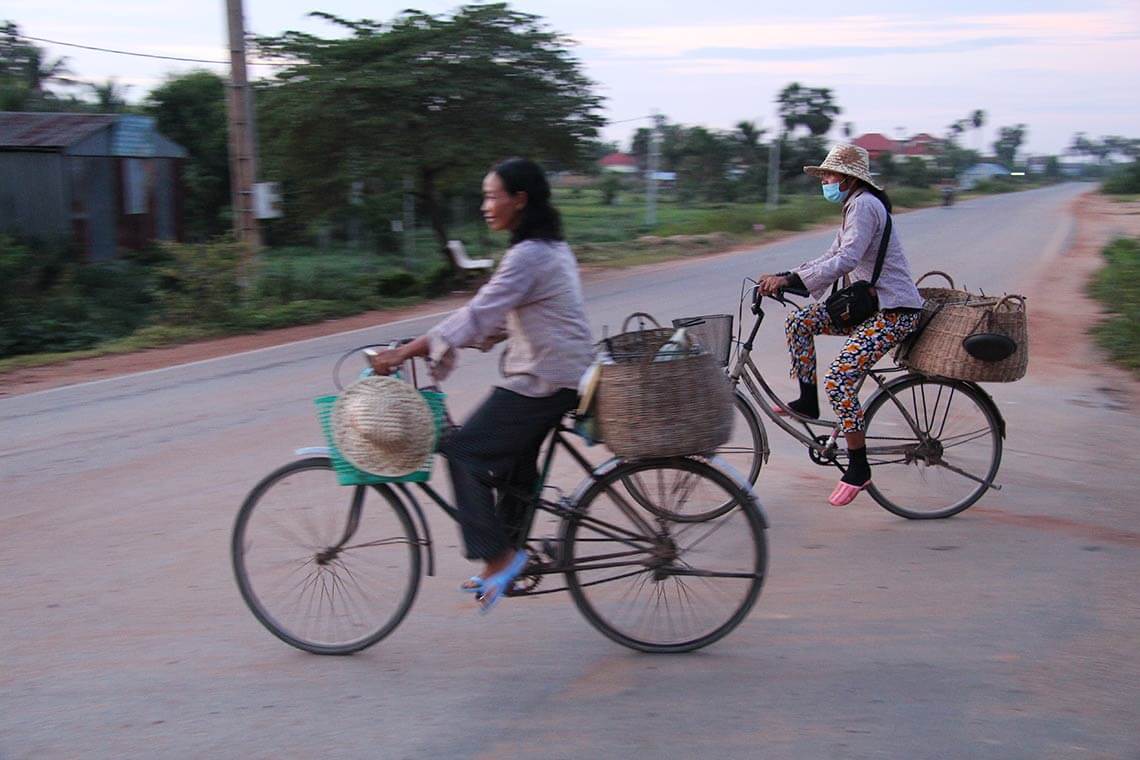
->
xmin=862 ymin=376 xmax=1002 ymax=519
xmin=622 ymin=392 xmax=764 ymax=522
xmin=563 ymin=458 xmax=767 ymax=653
xmin=715 ymin=391 xmax=765 ymax=486
xmin=232 ymin=458 xmax=421 ymax=655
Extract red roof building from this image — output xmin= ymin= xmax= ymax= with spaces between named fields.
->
xmin=851 ymin=133 xmax=898 ymax=159
xmin=599 ymin=152 xmax=638 ymax=173
xmin=900 ymin=133 xmax=942 ymax=157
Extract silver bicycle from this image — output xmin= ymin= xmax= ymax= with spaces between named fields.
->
xmin=693 ymin=280 xmax=1005 ymax=519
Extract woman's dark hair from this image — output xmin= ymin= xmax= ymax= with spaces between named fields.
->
xmin=492 ymin=157 xmax=564 ymax=244
xmin=856 ymin=179 xmax=893 ymax=213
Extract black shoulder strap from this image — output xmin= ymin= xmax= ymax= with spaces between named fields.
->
xmin=870 ymin=214 xmax=892 ymax=285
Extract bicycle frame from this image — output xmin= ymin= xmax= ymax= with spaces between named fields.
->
xmin=307 ymin=420 xmax=733 ymax=597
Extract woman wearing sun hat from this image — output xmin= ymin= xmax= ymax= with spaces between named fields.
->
xmin=756 ymin=143 xmax=924 ymax=507
xmin=364 ymin=157 xmax=593 ymax=612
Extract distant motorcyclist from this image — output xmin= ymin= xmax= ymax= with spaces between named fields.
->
xmin=940 ymin=179 xmax=957 ymax=207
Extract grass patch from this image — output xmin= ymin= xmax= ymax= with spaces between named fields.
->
xmin=1088 ymin=237 xmax=1140 ymax=374
xmin=1 ymin=181 xmax=1010 ymax=370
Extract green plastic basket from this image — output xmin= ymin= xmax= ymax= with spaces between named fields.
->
xmin=314 ymin=389 xmax=448 ymax=487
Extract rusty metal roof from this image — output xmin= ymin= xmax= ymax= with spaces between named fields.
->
xmin=0 ymin=112 xmax=117 ymax=149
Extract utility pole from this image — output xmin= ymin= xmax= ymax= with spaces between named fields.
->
xmin=225 ymin=0 xmax=261 ymax=254
xmin=402 ymin=175 xmax=415 ymax=268
xmin=645 ymin=111 xmax=662 ymax=227
xmin=766 ymin=131 xmax=782 ymax=210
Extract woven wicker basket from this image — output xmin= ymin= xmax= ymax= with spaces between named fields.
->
xmin=899 ymin=294 xmax=1028 ymax=382
xmin=912 ymin=270 xmax=975 ymax=306
xmin=672 ymin=314 xmax=734 ymax=367
xmin=596 ymin=313 xmax=733 ymax=459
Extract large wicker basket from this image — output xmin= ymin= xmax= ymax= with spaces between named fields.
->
xmin=596 ymin=313 xmax=733 ymax=459
xmin=912 ymin=270 xmax=973 ymax=306
xmin=899 ymin=293 xmax=1028 ymax=382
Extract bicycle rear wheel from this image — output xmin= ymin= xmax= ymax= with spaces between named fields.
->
xmin=863 ymin=376 xmax=1002 ymax=519
xmin=232 ymin=458 xmax=421 ymax=655
xmin=563 ymin=458 xmax=766 ymax=653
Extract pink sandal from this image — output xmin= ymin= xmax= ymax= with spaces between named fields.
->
xmin=828 ymin=480 xmax=870 ymax=507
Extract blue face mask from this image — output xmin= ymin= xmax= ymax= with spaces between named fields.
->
xmin=822 ymin=182 xmax=849 ymax=203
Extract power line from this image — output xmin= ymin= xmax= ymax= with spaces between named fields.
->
xmin=16 ymin=33 xmax=289 ymax=67
xmin=608 ymin=115 xmax=653 ymax=125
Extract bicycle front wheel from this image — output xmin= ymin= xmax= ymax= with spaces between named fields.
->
xmin=232 ymin=458 xmax=422 ymax=655
xmin=563 ymin=458 xmax=766 ymax=653
xmin=714 ymin=390 xmax=765 ymax=486
xmin=863 ymin=376 xmax=1002 ymax=519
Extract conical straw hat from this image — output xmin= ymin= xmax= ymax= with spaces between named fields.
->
xmin=804 ymin=143 xmax=883 ymax=190
xmin=331 ymin=375 xmax=435 ymax=476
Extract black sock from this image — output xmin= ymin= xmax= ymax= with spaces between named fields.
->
xmin=787 ymin=380 xmax=819 ymax=418
xmin=842 ymin=446 xmax=871 ymax=485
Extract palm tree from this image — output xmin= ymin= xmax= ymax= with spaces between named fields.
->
xmin=88 ymin=79 xmax=131 ymax=112
xmin=24 ymin=47 xmax=72 ymax=95
xmin=970 ymin=110 xmax=986 ymax=154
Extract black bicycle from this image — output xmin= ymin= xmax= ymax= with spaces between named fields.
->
xmin=232 ymin=345 xmax=768 ymax=655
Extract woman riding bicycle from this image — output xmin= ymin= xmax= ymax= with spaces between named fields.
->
xmin=365 ymin=158 xmax=593 ymax=611
xmin=757 ymin=144 xmax=924 ymax=507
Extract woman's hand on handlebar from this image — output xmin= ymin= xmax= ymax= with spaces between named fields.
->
xmin=365 ymin=347 xmax=405 ymax=376
xmin=757 ymin=274 xmax=790 ymax=296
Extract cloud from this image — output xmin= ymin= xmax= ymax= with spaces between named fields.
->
xmin=578 ymin=10 xmax=1137 ymax=60
xmin=680 ymin=36 xmax=1031 ymax=62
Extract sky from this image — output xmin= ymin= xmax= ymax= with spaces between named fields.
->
xmin=7 ymin=0 xmax=1140 ymax=157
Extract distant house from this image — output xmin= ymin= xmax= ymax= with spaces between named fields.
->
xmin=851 ymin=133 xmax=898 ymax=160
xmin=0 ymin=112 xmax=187 ymax=260
xmin=852 ymin=132 xmax=943 ymax=161
xmin=899 ymin=133 xmax=942 ymax=159
xmin=959 ymin=162 xmax=1010 ymax=189
xmin=599 ymin=152 xmax=639 ymax=174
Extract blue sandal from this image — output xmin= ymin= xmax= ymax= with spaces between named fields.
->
xmin=475 ymin=550 xmax=529 ymax=614
xmin=460 ymin=576 xmax=484 ymax=594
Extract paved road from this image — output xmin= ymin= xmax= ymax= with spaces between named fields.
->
xmin=4 ymin=183 xmax=1137 ymax=759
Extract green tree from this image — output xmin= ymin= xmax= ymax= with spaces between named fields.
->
xmin=87 ymin=78 xmax=130 ymax=112
xmin=969 ymin=109 xmax=986 ymax=152
xmin=145 ymin=70 xmax=232 ymax=240
xmin=993 ymin=124 xmax=1027 ymax=167
xmin=776 ymin=82 xmax=840 ymax=136
xmin=675 ymin=126 xmax=734 ymax=202
xmin=0 ymin=21 xmax=77 ymax=110
xmin=254 ymin=4 xmax=604 ymax=270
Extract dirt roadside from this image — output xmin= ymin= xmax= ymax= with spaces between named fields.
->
xmin=2 ymin=191 xmax=1137 ymax=399
xmin=1024 ymin=191 xmax=1140 ymax=402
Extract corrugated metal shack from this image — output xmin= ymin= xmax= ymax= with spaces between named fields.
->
xmin=0 ymin=112 xmax=188 ymax=260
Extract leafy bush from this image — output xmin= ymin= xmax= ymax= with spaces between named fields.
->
xmin=239 ymin=300 xmax=359 ymax=330
xmin=1089 ymin=237 xmax=1140 ymax=372
xmin=421 ymin=261 xmax=456 ymax=296
xmin=1103 ymin=160 xmax=1140 ymax=194
xmin=152 ymin=239 xmax=244 ymax=327
xmin=375 ymin=269 xmax=420 ymax=297
xmin=0 ymin=236 xmax=154 ymax=358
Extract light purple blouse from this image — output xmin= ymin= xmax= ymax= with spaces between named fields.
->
xmin=428 ymin=239 xmax=593 ymax=397
xmin=794 ymin=189 xmax=925 ymax=310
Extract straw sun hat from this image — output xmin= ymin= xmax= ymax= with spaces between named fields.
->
xmin=331 ymin=375 xmax=436 ymax=476
xmin=804 ymin=143 xmax=883 ymax=191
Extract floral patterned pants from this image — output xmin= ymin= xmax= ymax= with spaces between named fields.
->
xmin=785 ymin=303 xmax=921 ymax=433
